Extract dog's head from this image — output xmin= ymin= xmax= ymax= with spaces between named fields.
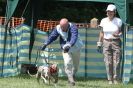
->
xmin=49 ymin=63 xmax=58 ymax=74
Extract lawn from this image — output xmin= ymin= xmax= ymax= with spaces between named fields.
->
xmin=0 ymin=74 xmax=133 ymax=88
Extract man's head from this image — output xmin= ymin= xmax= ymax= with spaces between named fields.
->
xmin=106 ymin=4 xmax=116 ymax=19
xmin=59 ymin=18 xmax=69 ymax=32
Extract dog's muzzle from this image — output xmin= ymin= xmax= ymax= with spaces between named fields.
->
xmin=44 ymin=75 xmax=49 ymax=79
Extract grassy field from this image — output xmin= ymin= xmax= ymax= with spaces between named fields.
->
xmin=0 ymin=74 xmax=133 ymax=88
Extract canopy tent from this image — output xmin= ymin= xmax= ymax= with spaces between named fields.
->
xmin=4 ymin=0 xmax=19 ymax=24
xmin=5 ymin=0 xmax=133 ymax=25
xmin=58 ymin=0 xmax=133 ymax=24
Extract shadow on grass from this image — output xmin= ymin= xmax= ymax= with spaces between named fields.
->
xmin=59 ymin=76 xmax=106 ymax=82
xmin=57 ymin=76 xmax=107 ymax=87
xmin=17 ymin=74 xmax=133 ymax=84
xmin=15 ymin=74 xmax=32 ymax=79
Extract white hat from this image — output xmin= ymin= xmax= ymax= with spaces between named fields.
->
xmin=106 ymin=4 xmax=116 ymax=11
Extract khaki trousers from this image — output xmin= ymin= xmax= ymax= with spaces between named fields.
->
xmin=103 ymin=39 xmax=121 ymax=81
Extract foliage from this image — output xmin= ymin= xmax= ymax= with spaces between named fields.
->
xmin=40 ymin=1 xmax=108 ymax=23
xmin=13 ymin=1 xmax=109 ymax=23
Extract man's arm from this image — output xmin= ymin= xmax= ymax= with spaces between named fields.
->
xmin=44 ymin=29 xmax=59 ymax=45
xmin=40 ymin=29 xmax=59 ymax=50
xmin=69 ymin=24 xmax=78 ymax=46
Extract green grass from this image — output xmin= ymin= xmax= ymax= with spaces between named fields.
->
xmin=0 ymin=74 xmax=133 ymax=88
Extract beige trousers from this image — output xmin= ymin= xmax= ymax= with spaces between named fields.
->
xmin=103 ymin=39 xmax=121 ymax=81
xmin=62 ymin=50 xmax=80 ymax=77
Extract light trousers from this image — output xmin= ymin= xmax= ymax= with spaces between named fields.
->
xmin=62 ymin=50 xmax=81 ymax=77
xmin=103 ymin=39 xmax=121 ymax=81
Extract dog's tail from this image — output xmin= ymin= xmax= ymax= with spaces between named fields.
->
xmin=27 ymin=70 xmax=36 ymax=77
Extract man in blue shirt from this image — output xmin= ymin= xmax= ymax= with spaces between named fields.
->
xmin=41 ymin=18 xmax=83 ymax=86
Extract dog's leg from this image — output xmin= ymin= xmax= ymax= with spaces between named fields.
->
xmin=41 ymin=75 xmax=47 ymax=83
xmin=48 ymin=76 xmax=50 ymax=85
xmin=51 ymin=73 xmax=58 ymax=83
xmin=36 ymin=72 xmax=41 ymax=83
xmin=51 ymin=75 xmax=58 ymax=88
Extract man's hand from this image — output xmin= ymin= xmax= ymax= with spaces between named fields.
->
xmin=63 ymin=46 xmax=70 ymax=53
xmin=40 ymin=44 xmax=47 ymax=50
xmin=97 ymin=42 xmax=102 ymax=53
xmin=63 ymin=43 xmax=71 ymax=53
xmin=97 ymin=46 xmax=102 ymax=53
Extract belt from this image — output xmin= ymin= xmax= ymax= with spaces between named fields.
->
xmin=104 ymin=38 xmax=120 ymax=42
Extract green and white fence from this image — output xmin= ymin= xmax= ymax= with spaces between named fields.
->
xmin=0 ymin=24 xmax=30 ymax=77
xmin=123 ymin=28 xmax=133 ymax=84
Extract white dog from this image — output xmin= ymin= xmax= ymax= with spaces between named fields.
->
xmin=27 ymin=63 xmax=59 ymax=85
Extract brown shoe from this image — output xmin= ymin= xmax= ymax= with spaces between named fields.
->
xmin=69 ymin=81 xmax=75 ymax=86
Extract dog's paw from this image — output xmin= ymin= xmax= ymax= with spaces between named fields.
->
xmin=41 ymin=77 xmax=48 ymax=84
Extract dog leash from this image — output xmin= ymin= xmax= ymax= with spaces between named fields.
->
xmin=35 ymin=46 xmax=62 ymax=64
xmin=35 ymin=49 xmax=49 ymax=66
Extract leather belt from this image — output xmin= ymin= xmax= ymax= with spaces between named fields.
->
xmin=104 ymin=38 xmax=120 ymax=42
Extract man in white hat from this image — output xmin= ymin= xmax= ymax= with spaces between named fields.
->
xmin=97 ymin=4 xmax=122 ymax=84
